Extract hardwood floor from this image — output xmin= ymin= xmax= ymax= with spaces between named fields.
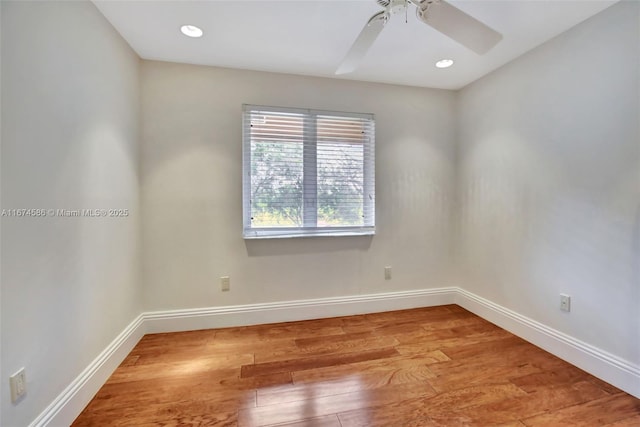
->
xmin=73 ymin=305 xmax=640 ymax=426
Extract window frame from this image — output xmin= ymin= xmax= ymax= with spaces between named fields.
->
xmin=242 ymin=104 xmax=375 ymax=239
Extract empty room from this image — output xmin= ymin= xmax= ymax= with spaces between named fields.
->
xmin=1 ymin=0 xmax=639 ymax=425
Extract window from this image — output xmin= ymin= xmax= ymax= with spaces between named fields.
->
xmin=243 ymin=105 xmax=375 ymax=238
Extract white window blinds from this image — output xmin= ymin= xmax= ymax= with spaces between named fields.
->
xmin=242 ymin=105 xmax=375 ymax=238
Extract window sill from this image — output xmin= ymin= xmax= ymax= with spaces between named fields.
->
xmin=243 ymin=227 xmax=375 ymax=239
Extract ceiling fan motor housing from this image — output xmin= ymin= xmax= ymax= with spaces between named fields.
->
xmin=389 ymin=0 xmax=408 ymax=14
xmin=377 ymin=0 xmax=407 ymax=15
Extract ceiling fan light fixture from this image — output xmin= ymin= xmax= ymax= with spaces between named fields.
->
xmin=180 ymin=25 xmax=203 ymax=38
xmin=435 ymin=59 xmax=454 ymax=68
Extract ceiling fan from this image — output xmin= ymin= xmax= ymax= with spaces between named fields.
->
xmin=336 ymin=0 xmax=503 ymax=74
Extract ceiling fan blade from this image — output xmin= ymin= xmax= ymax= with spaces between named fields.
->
xmin=336 ymin=11 xmax=388 ymax=75
xmin=417 ymin=0 xmax=502 ymax=55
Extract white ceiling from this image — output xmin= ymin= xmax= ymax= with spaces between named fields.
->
xmin=93 ymin=0 xmax=617 ymax=90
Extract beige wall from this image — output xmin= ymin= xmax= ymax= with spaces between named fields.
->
xmin=457 ymin=1 xmax=640 ymax=365
xmin=140 ymin=62 xmax=457 ymax=311
xmin=1 ymin=1 xmax=141 ymax=425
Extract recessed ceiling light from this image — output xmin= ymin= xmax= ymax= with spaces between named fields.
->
xmin=180 ymin=25 xmax=203 ymax=38
xmin=435 ymin=59 xmax=454 ymax=69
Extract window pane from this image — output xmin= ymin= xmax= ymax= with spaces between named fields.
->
xmin=317 ymin=142 xmax=364 ymax=226
xmin=250 ymin=113 xmax=304 ymax=227
xmin=317 ymin=116 xmax=366 ymax=227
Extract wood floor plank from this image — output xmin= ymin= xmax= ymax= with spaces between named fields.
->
xmin=223 ymin=372 xmax=293 ymax=390
xmin=441 ymin=335 xmax=529 ymax=360
xmin=521 ymin=392 xmax=640 ymax=426
xmin=510 ymin=366 xmax=617 ymax=395
xmin=74 ymin=399 xmax=238 ymax=427
xmin=358 ymin=319 xmax=428 ymax=337
xmin=338 ymin=382 xmax=527 ymax=426
xmin=290 ymin=352 xmax=443 ymax=385
xmin=79 ymin=366 xmax=260 ymax=413
xmin=395 ymin=326 xmax=513 ymax=354
xmin=589 ymin=374 xmax=628 ymax=395
xmin=215 ymin=319 xmax=344 ymax=342
xmin=119 ymin=354 xmax=140 ymax=367
xmin=264 ymin=414 xmax=342 ymax=427
xmin=603 ymin=414 xmax=640 ymax=426
xmin=211 ymin=338 xmax=300 ymax=361
xmin=258 ymin=354 xmax=444 ymax=407
xmin=338 ymin=314 xmax=374 ymax=332
xmin=239 ymin=381 xmax=436 ymax=426
xmin=363 ymin=305 xmax=457 ymax=324
xmin=241 ymin=347 xmax=399 ymax=378
xmin=419 ymin=315 xmax=487 ymax=332
xmin=258 ymin=375 xmax=385 ymax=407
xmin=344 ymin=308 xmax=476 ymax=337
xmin=255 ymin=334 xmax=399 ymax=364
xmin=294 ymin=331 xmax=374 ymax=347
xmin=129 ymin=331 xmax=218 ymax=365
xmin=72 ymin=306 xmax=640 ymax=426
xmin=107 ymin=353 xmax=255 ymax=383
xmin=426 ymin=339 xmax=586 ymax=393
xmin=136 ymin=329 xmax=217 ymax=346
xmin=424 ymin=359 xmax=541 ymax=393
xmin=436 ymin=380 xmax=611 ymax=425
xmin=338 ymin=412 xmax=438 ymax=427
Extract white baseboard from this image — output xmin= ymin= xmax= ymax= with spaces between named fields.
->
xmin=455 ymin=287 xmax=640 ymax=399
xmin=30 ymin=286 xmax=640 ymax=426
xmin=143 ymin=288 xmax=457 ymax=333
xmin=29 ymin=315 xmax=147 ymax=427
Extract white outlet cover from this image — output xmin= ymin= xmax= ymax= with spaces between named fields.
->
xmin=9 ymin=368 xmax=26 ymax=403
xmin=221 ymin=276 xmax=230 ymax=291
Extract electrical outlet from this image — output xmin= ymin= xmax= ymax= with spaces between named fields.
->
xmin=384 ymin=266 xmax=392 ymax=280
xmin=220 ymin=276 xmax=230 ymax=292
xmin=9 ymin=368 xmax=26 ymax=403
xmin=560 ymin=294 xmax=571 ymax=312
